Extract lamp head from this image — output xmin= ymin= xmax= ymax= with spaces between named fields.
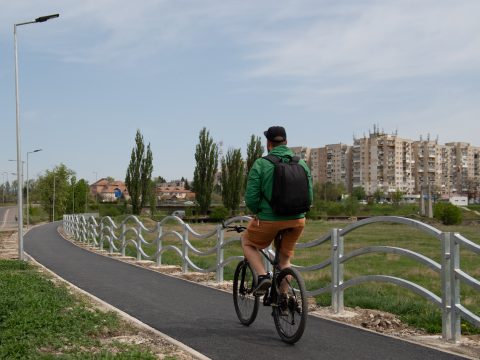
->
xmin=35 ymin=14 xmax=59 ymax=23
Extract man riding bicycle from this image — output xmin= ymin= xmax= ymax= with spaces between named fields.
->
xmin=242 ymin=126 xmax=313 ymax=296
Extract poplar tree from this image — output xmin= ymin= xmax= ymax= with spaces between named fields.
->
xmin=221 ymin=148 xmax=244 ymax=213
xmin=125 ymin=130 xmax=154 ymax=215
xmin=245 ymin=134 xmax=264 ymax=189
xmin=193 ymin=128 xmax=218 ymax=215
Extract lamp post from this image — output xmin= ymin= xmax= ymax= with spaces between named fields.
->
xmin=26 ymin=149 xmax=42 ymax=228
xmin=14 ymin=13 xmax=59 ymax=261
xmin=52 ymin=175 xmax=56 ymax=221
xmin=9 ymin=160 xmax=24 ymax=205
xmin=93 ymin=171 xmax=98 ymax=203
xmin=1 ymin=171 xmax=8 ymax=204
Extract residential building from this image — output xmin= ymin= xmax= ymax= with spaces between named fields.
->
xmin=290 ymin=127 xmax=480 ymax=199
xmin=156 ymin=186 xmax=195 ymax=202
xmin=325 ymin=143 xmax=352 ymax=191
xmin=90 ymin=178 xmax=129 ymax=202
xmin=308 ymin=147 xmax=326 ymax=185
xmin=412 ymin=137 xmax=444 ymax=195
xmin=445 ymin=142 xmax=476 ymax=195
xmin=352 ymin=129 xmax=413 ymax=195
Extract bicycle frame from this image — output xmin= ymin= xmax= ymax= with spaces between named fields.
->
xmin=258 ymin=231 xmax=285 ymax=307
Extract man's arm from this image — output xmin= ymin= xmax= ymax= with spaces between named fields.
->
xmin=301 ymin=160 xmax=314 ymax=204
xmin=244 ymin=160 xmax=262 ymax=214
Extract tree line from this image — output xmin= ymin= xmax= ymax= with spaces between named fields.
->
xmin=3 ymin=127 xmax=265 ymax=221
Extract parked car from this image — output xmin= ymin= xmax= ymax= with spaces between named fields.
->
xmin=171 ymin=210 xmax=185 ymax=219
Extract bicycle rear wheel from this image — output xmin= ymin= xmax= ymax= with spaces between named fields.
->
xmin=272 ymin=267 xmax=308 ymax=344
xmin=233 ymin=260 xmax=259 ymax=325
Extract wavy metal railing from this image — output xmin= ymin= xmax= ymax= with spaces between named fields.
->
xmin=63 ymin=214 xmax=479 ymax=342
xmin=63 ymin=214 xmax=250 ymax=282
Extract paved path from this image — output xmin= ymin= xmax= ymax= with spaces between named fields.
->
xmin=25 ymin=222 xmax=468 ymax=360
xmin=0 ymin=206 xmax=17 ymax=230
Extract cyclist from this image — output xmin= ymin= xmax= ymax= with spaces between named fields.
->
xmin=242 ymin=126 xmax=313 ymax=295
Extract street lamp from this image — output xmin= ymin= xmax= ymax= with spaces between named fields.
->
xmin=1 ymin=171 xmax=8 ymax=204
xmin=53 ymin=175 xmax=56 ymax=221
xmin=26 ymin=149 xmax=43 ymax=228
xmin=14 ymin=13 xmax=59 ymax=261
xmin=93 ymin=171 xmax=98 ymax=203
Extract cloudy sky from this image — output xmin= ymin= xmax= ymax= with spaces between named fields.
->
xmin=1 ymin=0 xmax=479 ymax=184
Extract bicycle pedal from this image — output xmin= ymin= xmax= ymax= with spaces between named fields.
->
xmin=263 ymin=294 xmax=272 ymax=306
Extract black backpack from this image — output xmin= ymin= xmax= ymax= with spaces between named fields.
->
xmin=262 ymin=154 xmax=311 ymax=216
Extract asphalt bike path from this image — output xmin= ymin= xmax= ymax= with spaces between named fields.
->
xmin=24 ymin=222 xmax=467 ymax=360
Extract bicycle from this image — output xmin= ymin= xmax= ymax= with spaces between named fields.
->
xmin=225 ymin=223 xmax=308 ymax=344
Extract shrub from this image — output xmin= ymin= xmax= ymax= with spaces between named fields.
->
xmin=342 ymin=197 xmax=359 ymax=216
xmin=433 ymin=203 xmax=463 ymax=225
xmin=209 ymin=206 xmax=229 ymax=221
xmin=98 ymin=203 xmax=125 ymax=217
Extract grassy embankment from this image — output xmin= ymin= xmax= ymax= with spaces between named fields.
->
xmin=0 ymin=258 xmax=172 ymax=359
xmin=106 ymin=209 xmax=480 ymax=335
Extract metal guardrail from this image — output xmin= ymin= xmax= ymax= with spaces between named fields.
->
xmin=63 ymin=214 xmax=479 ymax=342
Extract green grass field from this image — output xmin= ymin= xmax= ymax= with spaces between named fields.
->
xmin=100 ymin=216 xmax=480 ymax=335
xmin=0 ymin=260 xmax=161 ymax=359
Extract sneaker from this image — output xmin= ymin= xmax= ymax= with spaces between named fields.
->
xmin=253 ymin=274 xmax=272 ymax=296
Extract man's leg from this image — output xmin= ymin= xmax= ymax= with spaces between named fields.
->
xmin=279 ymin=253 xmax=292 ymax=294
xmin=242 ymin=242 xmax=267 ymax=276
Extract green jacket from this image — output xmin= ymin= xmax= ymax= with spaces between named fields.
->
xmin=244 ymin=145 xmax=313 ymax=221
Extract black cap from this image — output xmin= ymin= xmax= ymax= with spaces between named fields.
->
xmin=264 ymin=126 xmax=287 ymax=142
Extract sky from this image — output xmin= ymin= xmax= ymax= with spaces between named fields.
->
xmin=1 ymin=0 xmax=479 ymax=185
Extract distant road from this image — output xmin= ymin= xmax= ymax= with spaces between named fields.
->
xmin=0 ymin=206 xmax=17 ymax=230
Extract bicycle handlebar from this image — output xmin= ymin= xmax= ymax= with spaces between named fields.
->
xmin=221 ymin=221 xmax=246 ymax=233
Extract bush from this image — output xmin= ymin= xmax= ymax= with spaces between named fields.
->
xmin=98 ymin=203 xmax=126 ymax=217
xmin=342 ymin=197 xmax=359 ymax=216
xmin=326 ymin=202 xmax=343 ymax=216
xmin=209 ymin=206 xmax=229 ymax=221
xmin=29 ymin=207 xmax=49 ymax=224
xmin=433 ymin=203 xmax=463 ymax=225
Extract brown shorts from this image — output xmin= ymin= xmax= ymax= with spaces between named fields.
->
xmin=242 ymin=218 xmax=305 ymax=257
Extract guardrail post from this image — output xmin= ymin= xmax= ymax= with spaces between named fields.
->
xmin=450 ymin=233 xmax=461 ymax=342
xmin=182 ymin=224 xmax=189 ymax=273
xmin=120 ymin=223 xmax=126 ymax=257
xmin=136 ymin=228 xmax=142 ymax=260
xmin=332 ymin=228 xmax=344 ymax=313
xmin=441 ymin=232 xmax=453 ymax=341
xmin=99 ymin=222 xmax=104 ymax=250
xmin=216 ymin=226 xmax=224 ymax=283
xmin=156 ymin=223 xmax=163 ymax=266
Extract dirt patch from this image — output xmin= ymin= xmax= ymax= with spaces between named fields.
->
xmin=0 ymin=230 xmax=18 ymax=259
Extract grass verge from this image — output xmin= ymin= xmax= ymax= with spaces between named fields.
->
xmin=0 ymin=259 xmax=167 ymax=359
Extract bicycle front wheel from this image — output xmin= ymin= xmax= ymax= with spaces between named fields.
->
xmin=233 ymin=260 xmax=259 ymax=326
xmin=272 ymin=267 xmax=308 ymax=344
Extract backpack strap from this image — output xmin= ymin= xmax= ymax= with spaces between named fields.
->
xmin=262 ymin=153 xmax=281 ymax=164
xmin=260 ymin=154 xmax=280 ymax=206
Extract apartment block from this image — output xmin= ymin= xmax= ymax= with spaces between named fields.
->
xmin=325 ymin=144 xmax=352 ymax=192
xmin=445 ymin=142 xmax=479 ymax=193
xmin=307 ymin=147 xmax=326 ymax=185
xmin=287 ymin=128 xmax=479 ymax=199
xmin=412 ymin=138 xmax=444 ymax=194
xmin=352 ymin=130 xmax=413 ymax=195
